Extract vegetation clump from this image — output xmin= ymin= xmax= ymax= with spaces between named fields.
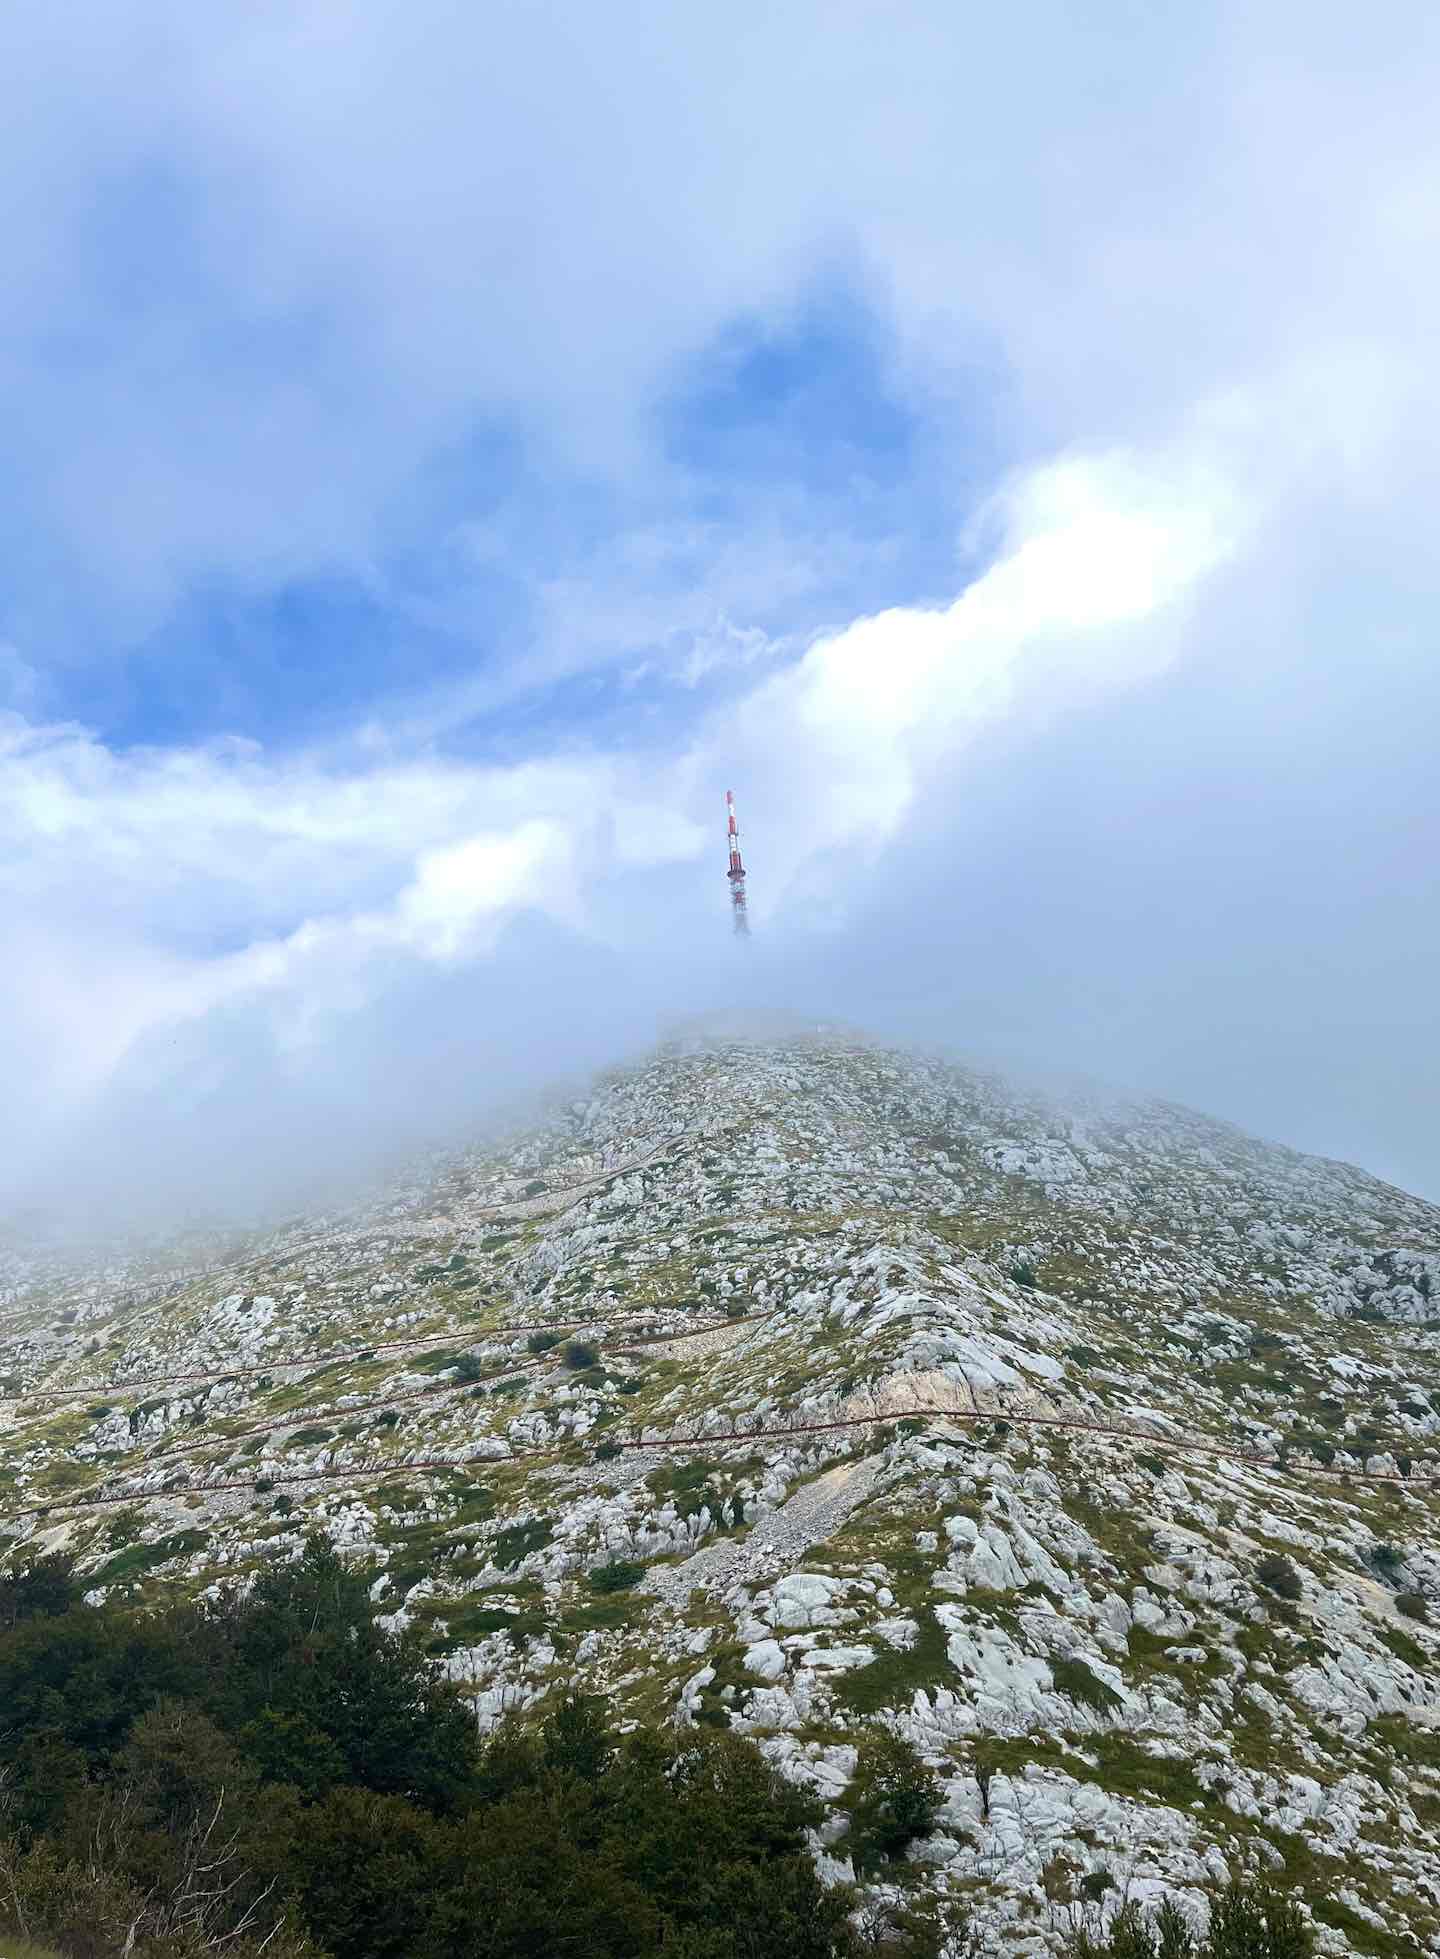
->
xmin=0 ymin=1543 xmax=861 ymax=1959
xmin=1255 ymin=1555 xmax=1303 ymax=1601
xmin=847 ymin=1731 xmax=941 ymax=1874
xmin=587 ymin=1559 xmax=646 ymax=1593
xmin=1068 ymin=1344 xmax=1107 ymax=1369
xmin=492 ymin=1519 xmax=553 ymax=1570
xmin=833 ymin=1610 xmax=949 ymax=1715
xmin=1051 ymin=1655 xmax=1124 ymax=1715
xmin=644 ymin=1458 xmax=737 ymax=1527
xmin=1071 ymin=1884 xmax=1313 ymax=1959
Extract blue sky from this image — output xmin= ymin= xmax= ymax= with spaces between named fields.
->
xmin=4 ymin=1 xmax=1440 ymax=1220
xmin=43 ymin=278 xmax=986 ymax=756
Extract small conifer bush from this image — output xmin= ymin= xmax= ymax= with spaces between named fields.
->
xmin=1256 ymin=1555 xmax=1303 ymax=1600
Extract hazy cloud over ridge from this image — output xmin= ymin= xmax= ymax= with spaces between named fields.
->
xmin=3 ymin=2 xmax=1439 ymax=1220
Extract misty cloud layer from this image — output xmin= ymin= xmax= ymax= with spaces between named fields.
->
xmin=3 ymin=2 xmax=1438 ymax=1227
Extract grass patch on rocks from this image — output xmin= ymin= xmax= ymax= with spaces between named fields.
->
xmin=1050 ymin=1655 xmax=1123 ymax=1715
xmin=492 ymin=1518 xmax=554 ymax=1569
xmin=92 ymin=1527 xmax=210 ymax=1587
xmin=831 ymin=1608 xmax=950 ymax=1714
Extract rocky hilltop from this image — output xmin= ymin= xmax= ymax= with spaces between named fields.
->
xmin=5 ymin=1034 xmax=1440 ymax=1951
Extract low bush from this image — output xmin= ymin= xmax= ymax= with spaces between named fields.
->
xmin=847 ymin=1731 xmax=941 ymax=1873
xmin=1396 ymin=1591 xmax=1429 ymax=1622
xmin=0 ymin=1551 xmax=77 ymax=1630
xmin=1256 ymin=1555 xmax=1303 ymax=1601
xmin=525 ymin=1332 xmax=561 ymax=1354
xmin=562 ymin=1340 xmax=600 ymax=1370
xmin=1070 ymin=1883 xmax=1313 ymax=1959
xmin=587 ymin=1560 xmax=646 ymax=1593
xmin=1067 ymin=1344 xmax=1107 ymax=1369
xmin=492 ymin=1520 xmax=553 ymax=1570
xmin=287 ymin=1426 xmax=334 ymax=1449
xmin=1050 ymin=1655 xmax=1123 ymax=1715
xmin=1378 ymin=1621 xmax=1429 ymax=1670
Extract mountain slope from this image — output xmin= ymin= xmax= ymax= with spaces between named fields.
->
xmin=5 ymin=1035 xmax=1440 ymax=1950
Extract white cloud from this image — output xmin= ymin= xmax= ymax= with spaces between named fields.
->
xmin=4 ymin=3 xmax=1440 ymax=1207
xmin=0 ymin=419 xmax=1247 ymax=1208
xmin=726 ymin=430 xmax=1243 ymax=902
xmin=3 ymin=0 xmax=1436 ymax=653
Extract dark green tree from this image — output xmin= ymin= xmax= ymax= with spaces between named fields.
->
xmin=542 ymin=1692 xmax=614 ymax=1780
xmin=848 ymin=1730 xmax=941 ymax=1872
xmin=0 ymin=1547 xmax=78 ymax=1628
xmin=293 ymin=1786 xmax=447 ymax=1959
xmin=206 ymin=1534 xmax=479 ymax=1810
xmin=1207 ymin=1884 xmax=1312 ymax=1959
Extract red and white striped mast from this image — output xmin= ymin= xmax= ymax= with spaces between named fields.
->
xmin=725 ymin=789 xmax=749 ymax=936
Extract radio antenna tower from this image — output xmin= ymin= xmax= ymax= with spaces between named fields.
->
xmin=725 ymin=789 xmax=749 ymax=936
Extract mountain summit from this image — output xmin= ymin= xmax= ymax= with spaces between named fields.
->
xmin=5 ymin=1036 xmax=1440 ymax=1947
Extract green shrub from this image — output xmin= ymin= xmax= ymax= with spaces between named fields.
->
xmin=1378 ymin=1621 xmax=1429 ymax=1670
xmin=562 ymin=1340 xmax=600 ymax=1370
xmin=0 ymin=1550 xmax=77 ymax=1629
xmin=1256 ymin=1555 xmax=1303 ymax=1601
xmin=1207 ymin=1882 xmax=1313 ymax=1959
xmin=1395 ymin=1591 xmax=1429 ymax=1622
xmin=587 ymin=1560 xmax=645 ymax=1593
xmin=0 ymin=1537 xmax=883 ymax=1959
xmin=91 ymin=1529 xmax=209 ymax=1588
xmin=492 ymin=1519 xmax=553 ymax=1570
xmin=1070 ymin=1881 xmax=1313 ymax=1959
xmin=833 ymin=1610 xmax=950 ymax=1716
xmin=848 ymin=1731 xmax=941 ymax=1872
xmin=644 ymin=1459 xmax=732 ymax=1525
xmin=526 ymin=1332 xmax=561 ymax=1354
xmin=1050 ymin=1655 xmax=1123 ymax=1715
